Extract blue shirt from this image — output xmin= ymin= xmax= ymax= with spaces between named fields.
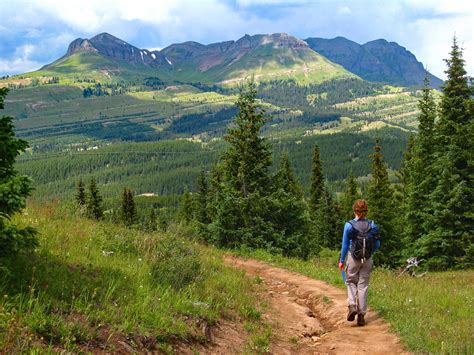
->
xmin=339 ymin=218 xmax=381 ymax=263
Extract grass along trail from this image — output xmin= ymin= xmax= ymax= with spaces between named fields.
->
xmin=225 ymin=255 xmax=408 ymax=354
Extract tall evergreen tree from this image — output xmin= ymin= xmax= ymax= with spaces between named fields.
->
xmin=404 ymin=76 xmax=437 ymax=251
xmin=341 ymin=171 xmax=360 ymax=221
xmin=223 ymin=80 xmax=271 ymax=197
xmin=315 ymin=187 xmax=342 ymax=250
xmin=127 ymin=189 xmax=137 ymax=225
xmin=367 ymin=139 xmax=398 ymax=266
xmin=211 ymin=80 xmax=275 ymax=249
xmin=415 ymin=38 xmax=474 ymax=269
xmin=0 ymin=87 xmax=37 ymax=257
xmin=179 ymin=187 xmax=194 ymax=223
xmin=271 ymin=153 xmax=310 ymax=257
xmin=309 ymin=145 xmax=324 ymax=212
xmin=76 ymin=179 xmax=86 ymax=207
xmin=86 ymin=178 xmax=103 ymax=220
xmin=195 ymin=171 xmax=210 ymax=225
xmin=121 ymin=188 xmax=137 ymax=226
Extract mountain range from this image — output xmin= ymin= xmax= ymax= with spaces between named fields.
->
xmin=39 ymin=32 xmax=441 ymax=88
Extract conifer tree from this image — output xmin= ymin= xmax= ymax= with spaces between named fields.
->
xmin=127 ymin=189 xmax=137 ymax=225
xmin=276 ymin=153 xmax=303 ymax=198
xmin=76 ymin=179 xmax=86 ymax=207
xmin=271 ymin=153 xmax=310 ymax=257
xmin=121 ymin=188 xmax=137 ymax=226
xmin=415 ymin=38 xmax=474 ymax=269
xmin=121 ymin=188 xmax=129 ymax=224
xmin=309 ymin=145 xmax=324 ymax=212
xmin=223 ymin=80 xmax=271 ymax=197
xmin=315 ymin=187 xmax=342 ymax=250
xmin=211 ymin=80 xmax=275 ymax=249
xmin=0 ymin=87 xmax=37 ymax=257
xmin=179 ymin=187 xmax=194 ymax=223
xmin=367 ymin=139 xmax=398 ymax=266
xmin=404 ymin=77 xmax=437 ymax=251
xmin=341 ymin=171 xmax=360 ymax=221
xmin=86 ymin=178 xmax=103 ymax=220
xmin=195 ymin=171 xmax=210 ymax=225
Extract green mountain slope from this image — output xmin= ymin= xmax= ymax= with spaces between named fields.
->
xmin=161 ymin=33 xmax=356 ymax=84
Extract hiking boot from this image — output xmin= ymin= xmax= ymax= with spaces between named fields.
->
xmin=347 ymin=305 xmax=357 ymax=321
xmin=357 ymin=313 xmax=365 ymax=326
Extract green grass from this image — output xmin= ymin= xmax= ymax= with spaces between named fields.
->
xmin=234 ymin=249 xmax=474 ymax=354
xmin=0 ymin=203 xmax=268 ymax=352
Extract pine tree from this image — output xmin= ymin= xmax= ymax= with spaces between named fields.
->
xmin=309 ymin=145 xmax=324 ymax=212
xmin=87 ymin=178 xmax=103 ymax=220
xmin=415 ymin=38 xmax=474 ymax=269
xmin=179 ymin=187 xmax=194 ymax=223
xmin=195 ymin=171 xmax=210 ymax=225
xmin=367 ymin=139 xmax=398 ymax=266
xmin=211 ymin=80 xmax=275 ymax=249
xmin=121 ymin=188 xmax=137 ymax=226
xmin=275 ymin=152 xmax=303 ymax=198
xmin=315 ymin=187 xmax=342 ymax=250
xmin=76 ymin=179 xmax=86 ymax=207
xmin=121 ymin=188 xmax=129 ymax=224
xmin=0 ymin=87 xmax=37 ymax=257
xmin=223 ymin=80 xmax=272 ymax=197
xmin=127 ymin=189 xmax=137 ymax=225
xmin=271 ymin=153 xmax=310 ymax=257
xmin=341 ymin=171 xmax=360 ymax=221
xmin=404 ymin=76 xmax=437 ymax=251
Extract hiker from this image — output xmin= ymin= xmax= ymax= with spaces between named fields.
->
xmin=338 ymin=199 xmax=380 ymax=326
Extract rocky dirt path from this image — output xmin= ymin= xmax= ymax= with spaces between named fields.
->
xmin=223 ymin=256 xmax=408 ymax=354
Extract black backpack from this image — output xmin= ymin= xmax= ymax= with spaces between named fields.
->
xmin=349 ymin=219 xmax=374 ymax=261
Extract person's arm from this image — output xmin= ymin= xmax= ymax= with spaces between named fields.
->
xmin=370 ymin=221 xmax=381 ymax=252
xmin=339 ymin=222 xmax=352 ymax=263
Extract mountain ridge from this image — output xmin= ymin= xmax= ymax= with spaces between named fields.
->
xmin=304 ymin=36 xmax=443 ymax=88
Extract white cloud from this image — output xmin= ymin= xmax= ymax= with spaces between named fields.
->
xmin=0 ymin=45 xmax=42 ymax=75
xmin=0 ymin=0 xmax=472 ymax=78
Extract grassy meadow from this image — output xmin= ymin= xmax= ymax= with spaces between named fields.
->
xmin=235 ymin=249 xmax=473 ymax=354
xmin=0 ymin=203 xmax=270 ymax=352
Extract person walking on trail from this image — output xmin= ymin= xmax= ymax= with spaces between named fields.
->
xmin=338 ymin=199 xmax=381 ymax=326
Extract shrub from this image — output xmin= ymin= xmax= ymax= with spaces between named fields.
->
xmin=150 ymin=236 xmax=202 ymax=290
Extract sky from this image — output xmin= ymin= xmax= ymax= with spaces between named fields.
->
xmin=1 ymin=0 xmax=473 ymax=79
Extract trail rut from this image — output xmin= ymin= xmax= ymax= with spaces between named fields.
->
xmin=225 ymin=256 xmax=408 ymax=354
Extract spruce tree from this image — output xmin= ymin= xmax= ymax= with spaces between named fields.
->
xmin=86 ymin=178 xmax=103 ymax=220
xmin=121 ymin=188 xmax=129 ymax=224
xmin=367 ymin=139 xmax=398 ymax=266
xmin=195 ymin=171 xmax=210 ymax=225
xmin=223 ymin=80 xmax=271 ymax=197
xmin=211 ymin=80 xmax=275 ymax=249
xmin=309 ymin=145 xmax=324 ymax=212
xmin=271 ymin=153 xmax=310 ymax=257
xmin=179 ymin=187 xmax=194 ymax=223
xmin=127 ymin=189 xmax=137 ymax=225
xmin=315 ymin=187 xmax=342 ymax=250
xmin=415 ymin=38 xmax=474 ymax=269
xmin=404 ymin=77 xmax=437 ymax=251
xmin=341 ymin=171 xmax=360 ymax=221
xmin=76 ymin=179 xmax=86 ymax=207
xmin=0 ymin=87 xmax=37 ymax=257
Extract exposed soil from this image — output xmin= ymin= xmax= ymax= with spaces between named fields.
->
xmin=203 ymin=256 xmax=408 ymax=354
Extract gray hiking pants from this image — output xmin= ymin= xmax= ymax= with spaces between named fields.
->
xmin=346 ymin=253 xmax=373 ymax=315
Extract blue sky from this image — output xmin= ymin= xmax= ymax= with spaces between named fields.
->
xmin=1 ymin=0 xmax=473 ymax=78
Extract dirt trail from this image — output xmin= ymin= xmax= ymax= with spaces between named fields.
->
xmin=224 ymin=256 xmax=408 ymax=354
